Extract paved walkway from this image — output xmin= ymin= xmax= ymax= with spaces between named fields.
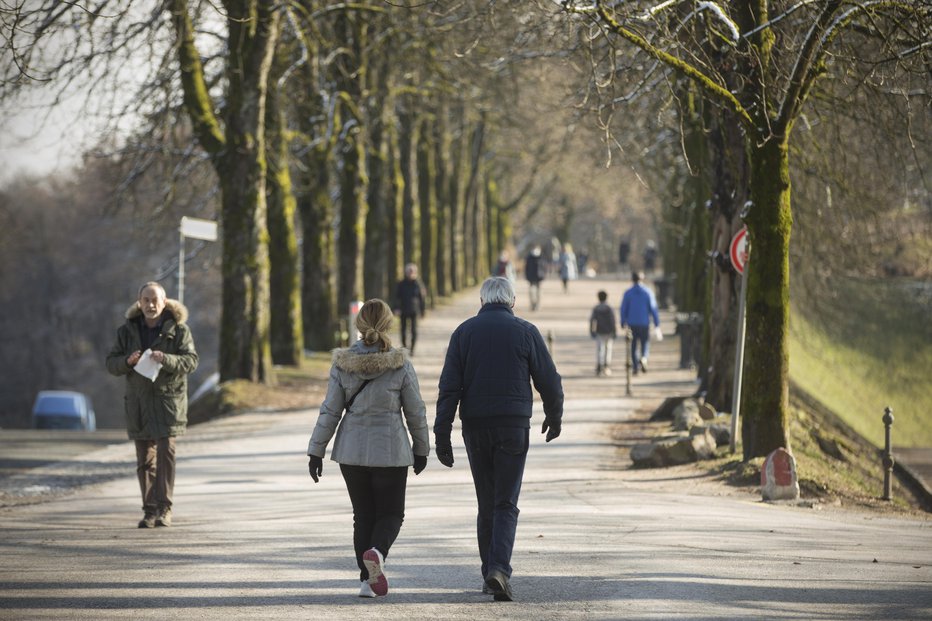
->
xmin=1 ymin=277 xmax=931 ymax=620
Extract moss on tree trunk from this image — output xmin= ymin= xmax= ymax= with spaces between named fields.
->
xmin=741 ymin=136 xmax=792 ymax=459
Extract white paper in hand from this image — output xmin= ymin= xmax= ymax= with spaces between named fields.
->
xmin=133 ymin=349 xmax=162 ymax=382
xmin=653 ymin=326 xmax=664 ymax=342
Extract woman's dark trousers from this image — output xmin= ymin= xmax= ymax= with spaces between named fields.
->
xmin=340 ymin=464 xmax=408 ymax=580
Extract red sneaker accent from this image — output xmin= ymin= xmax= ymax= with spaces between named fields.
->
xmin=363 ymin=548 xmax=388 ymax=596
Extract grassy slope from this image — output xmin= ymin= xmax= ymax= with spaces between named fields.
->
xmin=788 ymin=276 xmax=932 ymax=448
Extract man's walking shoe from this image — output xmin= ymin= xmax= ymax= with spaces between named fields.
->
xmin=603 ymin=366 xmax=612 ymax=376
xmin=362 ymin=548 xmax=388 ymax=596
xmin=482 ymin=580 xmax=492 ymax=594
xmin=639 ymin=357 xmax=648 ymax=373
xmin=358 ymin=581 xmax=377 ymax=598
xmin=155 ymin=508 xmax=172 ymax=527
xmin=137 ymin=512 xmax=156 ymax=529
xmin=485 ymin=570 xmax=514 ymax=602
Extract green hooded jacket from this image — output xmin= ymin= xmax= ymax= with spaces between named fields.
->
xmin=106 ymin=299 xmax=198 ymax=439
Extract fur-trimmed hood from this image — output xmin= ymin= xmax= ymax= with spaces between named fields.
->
xmin=332 ymin=344 xmax=408 ymax=378
xmin=124 ymin=298 xmax=189 ymax=325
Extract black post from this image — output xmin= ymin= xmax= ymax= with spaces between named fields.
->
xmin=882 ymin=406 xmax=895 ymax=501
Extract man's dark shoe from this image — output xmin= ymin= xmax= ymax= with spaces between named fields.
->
xmin=137 ymin=512 xmax=156 ymax=529
xmin=485 ymin=570 xmax=514 ymax=602
xmin=155 ymin=508 xmax=172 ymax=527
xmin=481 ymin=581 xmax=492 ymax=594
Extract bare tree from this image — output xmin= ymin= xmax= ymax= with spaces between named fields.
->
xmin=560 ymin=0 xmax=930 ymax=458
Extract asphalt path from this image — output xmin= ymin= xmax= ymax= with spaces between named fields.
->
xmin=1 ymin=276 xmax=930 ymax=620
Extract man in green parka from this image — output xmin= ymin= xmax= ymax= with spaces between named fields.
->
xmin=106 ymin=281 xmax=198 ymax=528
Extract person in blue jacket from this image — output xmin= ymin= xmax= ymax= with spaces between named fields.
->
xmin=434 ymin=277 xmax=564 ymax=602
xmin=620 ymin=271 xmax=660 ymax=374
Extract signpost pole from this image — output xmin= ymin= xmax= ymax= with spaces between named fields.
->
xmin=729 ymin=267 xmax=748 ymax=454
xmin=729 ymin=227 xmax=749 ymax=454
xmin=178 ymin=227 xmax=186 ymax=305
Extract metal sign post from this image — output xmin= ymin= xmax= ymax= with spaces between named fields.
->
xmin=177 ymin=216 xmax=218 ymax=304
xmin=729 ymin=227 xmax=749 ymax=454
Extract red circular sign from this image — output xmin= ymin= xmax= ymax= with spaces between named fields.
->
xmin=730 ymin=227 xmax=749 ymax=274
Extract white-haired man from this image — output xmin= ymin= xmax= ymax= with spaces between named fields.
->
xmin=106 ymin=282 xmax=198 ymax=528
xmin=434 ymin=276 xmax=564 ymax=601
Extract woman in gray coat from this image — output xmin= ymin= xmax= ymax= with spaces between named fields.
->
xmin=307 ymin=298 xmax=429 ymax=598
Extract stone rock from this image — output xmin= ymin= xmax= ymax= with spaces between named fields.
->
xmin=673 ymin=400 xmax=702 ymax=431
xmin=708 ymin=423 xmax=732 ymax=447
xmin=649 ymin=396 xmax=688 ymax=422
xmin=761 ymin=447 xmax=800 ymax=501
xmin=630 ymin=429 xmax=716 ymax=468
xmin=698 ymin=402 xmax=716 ymax=420
xmin=630 ymin=442 xmax=665 ymax=468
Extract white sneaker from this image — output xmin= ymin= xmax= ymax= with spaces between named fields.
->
xmin=362 ymin=547 xmax=388 ymax=596
xmin=359 ymin=581 xmax=376 ymax=598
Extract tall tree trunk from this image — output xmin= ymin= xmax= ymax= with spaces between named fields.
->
xmin=337 ymin=129 xmax=365 ymax=315
xmin=297 ymin=144 xmax=336 ymax=351
xmin=448 ymin=104 xmax=465 ymax=292
xmin=741 ymin=136 xmax=792 ymax=459
xmin=387 ymin=121 xmax=403 ymax=291
xmin=364 ymin=106 xmax=389 ymax=300
xmin=398 ymin=107 xmax=417 ymax=265
xmin=265 ymin=67 xmax=302 ymax=366
xmin=169 ymin=0 xmax=280 ymax=382
xmin=433 ymin=115 xmax=450 ymax=299
xmin=417 ymin=117 xmax=436 ymax=305
xmin=704 ymin=109 xmax=751 ymax=409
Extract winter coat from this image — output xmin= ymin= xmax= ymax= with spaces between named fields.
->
xmin=559 ymin=252 xmax=578 ymax=281
xmin=435 ymin=303 xmax=564 ymax=435
xmin=106 ymin=299 xmax=198 ymax=440
xmin=393 ymin=278 xmax=426 ymax=317
xmin=620 ymin=283 xmax=660 ymax=328
xmin=307 ymin=342 xmax=429 ymax=467
xmin=590 ymin=303 xmax=617 ymax=337
xmin=524 ymin=253 xmax=545 ymax=283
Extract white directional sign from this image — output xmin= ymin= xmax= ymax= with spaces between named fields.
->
xmin=180 ymin=216 xmax=218 ymax=241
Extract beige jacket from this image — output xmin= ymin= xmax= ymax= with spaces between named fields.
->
xmin=307 ymin=342 xmax=429 ymax=467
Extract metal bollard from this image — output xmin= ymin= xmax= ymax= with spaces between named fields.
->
xmin=547 ymin=329 xmax=554 ymax=355
xmin=882 ymin=406 xmax=895 ymax=501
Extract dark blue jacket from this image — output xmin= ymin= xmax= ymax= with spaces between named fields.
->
xmin=434 ymin=304 xmax=564 ymax=435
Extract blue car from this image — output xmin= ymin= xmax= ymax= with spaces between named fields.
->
xmin=32 ymin=391 xmax=97 ymax=431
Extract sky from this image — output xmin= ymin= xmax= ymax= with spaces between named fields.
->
xmin=0 ymin=104 xmax=86 ymax=184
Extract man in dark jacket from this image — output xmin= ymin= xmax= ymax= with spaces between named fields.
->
xmin=393 ymin=263 xmax=426 ymax=355
xmin=434 ymin=276 xmax=564 ymax=602
xmin=523 ymin=245 xmax=545 ymax=311
xmin=106 ymin=282 xmax=198 ymax=528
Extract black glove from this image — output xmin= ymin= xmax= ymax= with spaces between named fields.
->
xmin=413 ymin=454 xmax=427 ymax=475
xmin=541 ymin=416 xmax=561 ymax=442
xmin=435 ymin=437 xmax=454 ymax=468
xmin=308 ymin=455 xmax=323 ymax=482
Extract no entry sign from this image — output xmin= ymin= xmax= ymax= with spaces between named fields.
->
xmin=730 ymin=227 xmax=749 ymax=274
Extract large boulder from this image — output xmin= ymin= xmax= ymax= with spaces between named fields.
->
xmin=630 ymin=428 xmax=716 ymax=468
xmin=672 ymin=400 xmax=703 ymax=431
xmin=650 ymin=396 xmax=689 ymax=422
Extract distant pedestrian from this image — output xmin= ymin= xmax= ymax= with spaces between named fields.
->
xmin=392 ymin=263 xmax=426 ymax=355
xmin=524 ymin=245 xmax=546 ymax=311
xmin=105 ymin=281 xmax=198 ymax=529
xmin=492 ymin=250 xmax=517 ymax=283
xmin=618 ymin=238 xmax=631 ymax=271
xmin=558 ymin=243 xmax=578 ymax=292
xmin=620 ymin=271 xmax=660 ymax=374
xmin=434 ymin=277 xmax=564 ymax=602
xmin=590 ymin=290 xmax=618 ymax=376
xmin=643 ymin=239 xmax=658 ymax=275
xmin=307 ymin=299 xmax=429 ymax=598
